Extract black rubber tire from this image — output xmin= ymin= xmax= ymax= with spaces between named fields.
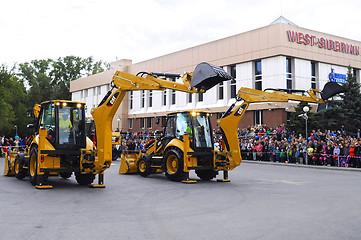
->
xmin=75 ymin=173 xmax=95 ymax=185
xmin=60 ymin=172 xmax=72 ymax=179
xmin=164 ymin=148 xmax=184 ymax=182
xmin=195 ymin=170 xmax=218 ymax=181
xmin=29 ymin=146 xmax=42 ymax=186
xmin=138 ymin=154 xmax=152 ymax=177
xmin=14 ymin=155 xmax=27 ymax=179
xmin=112 ymin=149 xmax=120 ymax=161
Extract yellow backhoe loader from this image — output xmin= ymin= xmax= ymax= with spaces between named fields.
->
xmin=4 ymin=101 xmax=103 ymax=189
xmin=110 ymin=63 xmax=345 ymax=182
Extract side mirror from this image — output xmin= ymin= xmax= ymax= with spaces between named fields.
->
xmin=155 ymin=117 xmax=160 ymax=125
xmin=27 ymin=124 xmax=34 ymax=129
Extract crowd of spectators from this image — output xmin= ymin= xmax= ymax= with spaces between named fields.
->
xmin=235 ymin=124 xmax=361 ymax=168
xmin=0 ymin=135 xmax=27 ymax=156
xmin=117 ymin=125 xmax=361 ymax=168
xmin=2 ymin=125 xmax=361 ymax=169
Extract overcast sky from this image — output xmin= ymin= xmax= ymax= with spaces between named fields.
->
xmin=1 ymin=0 xmax=361 ymax=67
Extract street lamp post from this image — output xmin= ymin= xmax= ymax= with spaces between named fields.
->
xmin=303 ymin=106 xmax=309 ymax=165
xmin=14 ymin=125 xmax=18 ymax=137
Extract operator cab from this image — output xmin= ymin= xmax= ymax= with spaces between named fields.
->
xmin=36 ymin=101 xmax=86 ymax=149
xmin=164 ymin=111 xmax=213 ymax=150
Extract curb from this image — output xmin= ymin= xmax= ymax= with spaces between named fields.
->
xmin=242 ymin=160 xmax=361 ymax=172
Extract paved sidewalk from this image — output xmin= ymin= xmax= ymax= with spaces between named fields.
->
xmin=243 ymin=159 xmax=361 ymax=172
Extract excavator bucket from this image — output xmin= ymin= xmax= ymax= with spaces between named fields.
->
xmin=321 ymin=81 xmax=346 ymax=100
xmin=119 ymin=153 xmax=139 ymax=174
xmin=191 ymin=62 xmax=233 ymax=91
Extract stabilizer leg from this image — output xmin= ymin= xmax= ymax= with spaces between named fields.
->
xmin=90 ymin=174 xmax=106 ymax=188
xmin=217 ymin=171 xmax=231 ymax=182
xmin=35 ymin=175 xmax=53 ymax=189
xmin=182 ymin=172 xmax=197 ymax=184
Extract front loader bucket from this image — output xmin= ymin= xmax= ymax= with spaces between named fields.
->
xmin=119 ymin=153 xmax=139 ymax=174
xmin=3 ymin=152 xmax=16 ymax=176
xmin=321 ymin=81 xmax=346 ymax=100
xmin=191 ymin=62 xmax=233 ymax=91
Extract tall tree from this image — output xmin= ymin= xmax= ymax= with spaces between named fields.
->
xmin=286 ymin=101 xmax=319 ymax=137
xmin=0 ymin=64 xmax=28 ymax=136
xmin=314 ymin=66 xmax=360 ymax=135
xmin=337 ymin=66 xmax=361 ymax=135
xmin=18 ymin=56 xmax=108 ymax=105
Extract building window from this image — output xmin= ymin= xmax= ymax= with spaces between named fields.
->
xmin=162 ymin=116 xmax=167 ymax=127
xmin=254 ymin=110 xmax=263 ymax=126
xmin=140 ymin=118 xmax=145 ymax=129
xmin=149 ymin=90 xmax=153 ymax=107
xmin=230 ymin=80 xmax=236 ymax=99
xmin=188 ymin=93 xmax=192 ymax=103
xmin=141 ymin=90 xmax=145 ymax=108
xmin=129 ymin=119 xmax=133 ymax=129
xmin=97 ymin=86 xmax=101 ymax=95
xmin=81 ymin=90 xmax=83 ymax=99
xmin=255 ymin=60 xmax=262 ymax=90
xmin=147 ymin=117 xmax=152 ymax=129
xmin=230 ymin=65 xmax=236 ymax=78
xmin=198 ymin=92 xmax=203 ymax=102
xmin=311 ymin=62 xmax=316 ymax=89
xmin=218 ymin=82 xmax=224 ymax=100
xmin=84 ymin=89 xmax=88 ymax=98
xmin=286 ymin=57 xmax=292 ymax=89
xmin=163 ymin=91 xmax=167 ymax=106
xmin=129 ymin=91 xmax=133 ymax=109
xmin=171 ymin=90 xmax=176 ymax=105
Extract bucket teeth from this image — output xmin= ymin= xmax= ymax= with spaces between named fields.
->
xmin=191 ymin=62 xmax=233 ymax=91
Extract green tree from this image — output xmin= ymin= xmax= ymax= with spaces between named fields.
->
xmin=286 ymin=101 xmax=319 ymax=138
xmin=19 ymin=56 xmax=108 ymax=103
xmin=0 ymin=64 xmax=28 ymax=137
xmin=315 ymin=66 xmax=361 ymax=135
xmin=19 ymin=59 xmax=54 ymax=106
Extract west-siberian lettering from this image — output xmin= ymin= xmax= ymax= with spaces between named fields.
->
xmin=287 ymin=30 xmax=360 ymax=56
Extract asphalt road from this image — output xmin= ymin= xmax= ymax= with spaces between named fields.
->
xmin=1 ymin=157 xmax=361 ymax=240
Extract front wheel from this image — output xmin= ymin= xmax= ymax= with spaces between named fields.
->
xmin=14 ymin=155 xmax=27 ymax=179
xmin=60 ymin=172 xmax=72 ymax=179
xmin=195 ymin=170 xmax=218 ymax=181
xmin=138 ymin=154 xmax=152 ymax=177
xmin=164 ymin=148 xmax=184 ymax=182
xmin=75 ymin=173 xmax=95 ymax=185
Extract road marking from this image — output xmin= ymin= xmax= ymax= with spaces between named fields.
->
xmin=256 ymin=178 xmax=308 ymax=185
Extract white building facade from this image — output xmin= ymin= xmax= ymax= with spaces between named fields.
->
xmin=70 ymin=17 xmax=361 ymax=132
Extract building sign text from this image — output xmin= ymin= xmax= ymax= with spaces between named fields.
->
xmin=287 ymin=30 xmax=359 ymax=56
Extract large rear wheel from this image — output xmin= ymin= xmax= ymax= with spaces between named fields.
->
xmin=164 ymin=148 xmax=184 ymax=181
xmin=29 ymin=147 xmax=42 ymax=186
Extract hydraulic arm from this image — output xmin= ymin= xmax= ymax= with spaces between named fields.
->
xmin=90 ymin=63 xmax=231 ymax=177
xmin=216 ymin=82 xmax=344 ymax=171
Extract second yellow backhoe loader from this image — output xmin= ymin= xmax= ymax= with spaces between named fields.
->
xmin=119 ymin=81 xmax=345 ymax=182
xmin=108 ymin=63 xmax=344 ymax=183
